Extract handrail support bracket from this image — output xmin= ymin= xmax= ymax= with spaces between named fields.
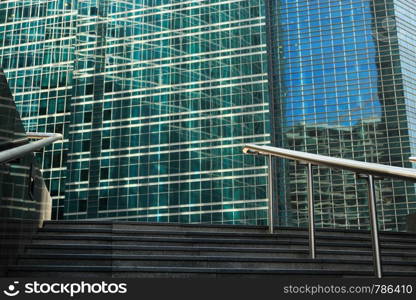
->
xmin=267 ymin=154 xmax=274 ymax=234
xmin=307 ymin=163 xmax=316 ymax=259
xmin=357 ymin=173 xmax=383 ymax=278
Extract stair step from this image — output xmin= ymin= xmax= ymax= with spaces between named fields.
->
xmin=24 ymin=243 xmax=416 ymax=261
xmin=29 ymin=234 xmax=416 ymax=252
xmin=36 ymin=227 xmax=416 ymax=244
xmin=43 ymin=221 xmax=416 ymax=239
xmin=42 ymin=221 xmax=268 ymax=234
xmin=16 ymin=253 xmax=416 ymax=271
xmin=9 ymin=265 xmax=416 ymax=278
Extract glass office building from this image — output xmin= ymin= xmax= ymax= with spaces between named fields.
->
xmin=0 ymin=0 xmax=74 ymax=219
xmin=266 ymin=0 xmax=416 ymax=230
xmin=1 ymin=0 xmax=415 ymax=230
xmin=66 ymin=0 xmax=270 ymax=223
xmin=1 ymin=0 xmax=271 ymax=224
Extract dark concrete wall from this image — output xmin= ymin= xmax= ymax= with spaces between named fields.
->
xmin=0 ymin=68 xmax=52 ymax=276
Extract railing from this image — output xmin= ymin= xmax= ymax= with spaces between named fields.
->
xmin=243 ymin=143 xmax=416 ymax=278
xmin=0 ymin=132 xmax=63 ymax=164
xmin=0 ymin=131 xmax=62 ymax=276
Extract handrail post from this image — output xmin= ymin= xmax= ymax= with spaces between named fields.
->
xmin=267 ymin=154 xmax=274 ymax=234
xmin=366 ymin=174 xmax=383 ymax=278
xmin=242 ymin=144 xmax=412 ymax=276
xmin=307 ymin=163 xmax=316 ymax=259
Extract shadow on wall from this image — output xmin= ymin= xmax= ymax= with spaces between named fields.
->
xmin=0 ymin=68 xmax=52 ymax=276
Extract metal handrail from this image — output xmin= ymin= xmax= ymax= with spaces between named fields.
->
xmin=0 ymin=132 xmax=63 ymax=164
xmin=243 ymin=144 xmax=416 ymax=181
xmin=242 ymin=143 xmax=416 ymax=278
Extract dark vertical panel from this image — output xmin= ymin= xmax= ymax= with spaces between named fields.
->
xmin=0 ymin=68 xmax=52 ymax=275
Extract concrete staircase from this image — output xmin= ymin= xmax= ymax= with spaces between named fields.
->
xmin=6 ymin=221 xmax=416 ymax=278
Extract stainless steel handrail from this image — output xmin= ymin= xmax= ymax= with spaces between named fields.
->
xmin=0 ymin=132 xmax=63 ymax=164
xmin=243 ymin=143 xmax=416 ymax=278
xmin=244 ymin=144 xmax=416 ymax=181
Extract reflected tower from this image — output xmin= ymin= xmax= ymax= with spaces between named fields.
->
xmin=266 ymin=0 xmax=416 ymax=230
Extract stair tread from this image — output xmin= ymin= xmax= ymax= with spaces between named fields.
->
xmin=9 ymin=264 xmax=416 ymax=277
xmin=37 ymin=227 xmax=416 ymax=243
xmin=43 ymin=220 xmax=416 ymax=237
xmin=17 ymin=253 xmax=416 ymax=266
xmin=2 ymin=264 xmax=379 ymax=274
xmin=30 ymin=234 xmax=416 ymax=249
xmin=25 ymin=242 xmax=416 ymax=257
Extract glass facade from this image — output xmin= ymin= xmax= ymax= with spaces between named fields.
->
xmin=1 ymin=0 xmax=415 ymax=230
xmin=266 ymin=0 xmax=416 ymax=230
xmin=1 ymin=0 xmax=271 ymax=224
xmin=0 ymin=0 xmax=74 ymax=219
xmin=66 ymin=0 xmax=270 ymax=223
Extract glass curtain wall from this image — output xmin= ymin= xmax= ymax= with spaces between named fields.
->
xmin=266 ymin=0 xmax=416 ymax=231
xmin=0 ymin=0 xmax=75 ymax=219
xmin=1 ymin=0 xmax=271 ymax=224
xmin=64 ymin=0 xmax=271 ymax=224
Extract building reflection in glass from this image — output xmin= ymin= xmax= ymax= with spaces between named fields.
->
xmin=266 ymin=0 xmax=416 ymax=231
